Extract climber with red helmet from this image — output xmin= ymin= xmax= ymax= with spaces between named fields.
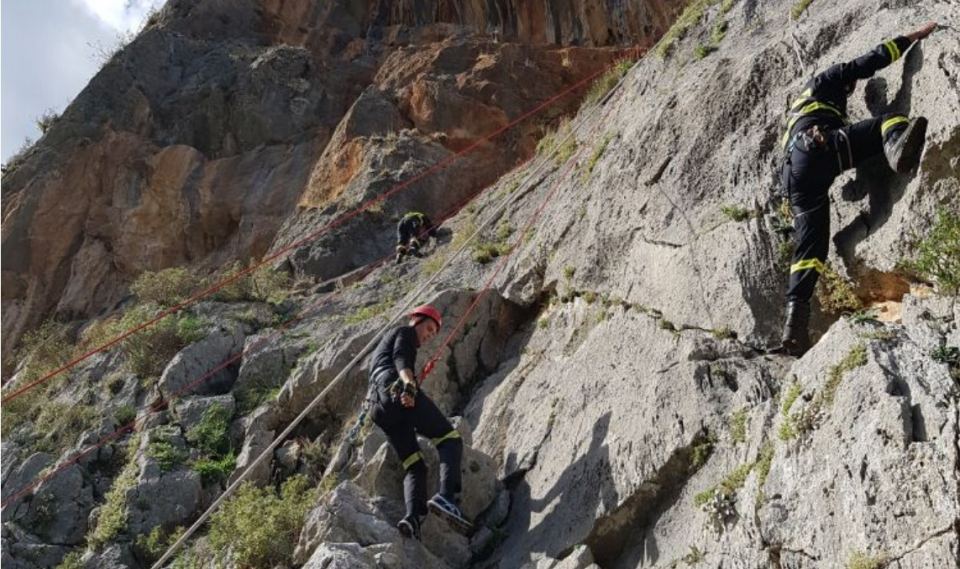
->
xmin=776 ymin=22 xmax=937 ymax=357
xmin=367 ymin=304 xmax=472 ymax=539
xmin=395 ymin=211 xmax=438 ymax=263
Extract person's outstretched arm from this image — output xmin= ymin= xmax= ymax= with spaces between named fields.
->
xmin=819 ymin=22 xmax=937 ymax=86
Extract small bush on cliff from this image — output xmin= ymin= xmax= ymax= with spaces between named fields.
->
xmin=846 ymin=551 xmax=887 ymax=569
xmin=35 ymin=109 xmax=60 ymax=134
xmin=14 ymin=318 xmax=72 ymax=386
xmin=536 ymin=119 xmax=577 ymax=165
xmin=656 ymin=0 xmax=716 ymax=58
xmin=90 ymin=435 xmax=141 ymax=547
xmin=115 ymin=306 xmax=206 ymax=378
xmin=208 ymin=475 xmax=316 ymax=568
xmin=816 ymin=263 xmax=863 ymax=314
xmin=131 ymin=267 xmax=201 ymax=307
xmin=790 ymin=0 xmax=814 ymax=20
xmin=54 ymin=551 xmax=84 ymax=569
xmin=135 ymin=526 xmax=185 ymax=565
xmin=901 ymin=207 xmax=960 ymax=294
xmin=214 ymin=261 xmax=292 ymax=305
xmin=584 ymin=59 xmax=635 ymax=106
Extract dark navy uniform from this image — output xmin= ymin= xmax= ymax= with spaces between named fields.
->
xmin=781 ymin=36 xmax=914 ymax=305
xmin=368 ymin=326 xmax=462 ymax=520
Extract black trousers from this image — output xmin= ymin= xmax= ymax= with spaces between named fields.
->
xmin=370 ymin=376 xmax=463 ymax=518
xmin=781 ymin=114 xmax=907 ymax=304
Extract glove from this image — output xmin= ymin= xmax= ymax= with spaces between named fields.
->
xmin=390 ymin=379 xmax=418 ymax=406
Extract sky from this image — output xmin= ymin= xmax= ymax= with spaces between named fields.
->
xmin=1 ymin=0 xmax=165 ymax=163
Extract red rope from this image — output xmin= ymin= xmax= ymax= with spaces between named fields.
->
xmin=2 ymin=57 xmax=625 ymax=404
xmin=420 ymin=128 xmax=584 ymax=381
xmin=0 ymin=156 xmax=532 ymax=510
xmin=2 ymin=45 xmax=641 ymax=510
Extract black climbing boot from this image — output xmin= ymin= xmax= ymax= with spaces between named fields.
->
xmin=397 ymin=514 xmax=422 ymax=540
xmin=884 ymin=117 xmax=927 ymax=174
xmin=778 ymin=301 xmax=811 ymax=357
xmin=395 ymin=245 xmax=407 ymax=264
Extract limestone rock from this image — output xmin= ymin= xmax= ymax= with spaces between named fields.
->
xmin=158 ymin=325 xmax=245 ymax=399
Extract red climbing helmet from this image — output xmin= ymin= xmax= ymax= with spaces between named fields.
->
xmin=409 ymin=305 xmax=442 ymax=329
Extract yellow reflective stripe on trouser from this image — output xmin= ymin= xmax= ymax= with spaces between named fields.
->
xmin=402 ymin=451 xmax=423 ymax=469
xmin=884 ymin=40 xmax=901 ymax=62
xmin=431 ymin=430 xmax=461 ymax=446
xmin=790 ymin=258 xmax=825 ymax=274
xmin=881 ymin=116 xmax=909 ymax=135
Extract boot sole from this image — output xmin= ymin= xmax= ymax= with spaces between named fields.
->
xmin=397 ymin=520 xmax=419 ymax=540
xmin=893 ymin=117 xmax=928 ymax=173
xmin=428 ymin=501 xmax=474 ymax=534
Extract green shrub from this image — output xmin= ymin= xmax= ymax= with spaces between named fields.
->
xmin=710 ymin=19 xmax=728 ymax=43
xmin=790 ymin=0 xmax=814 ymax=20
xmin=584 ymin=59 xmax=635 ymax=106
xmin=148 ymin=440 xmax=187 ymax=472
xmin=35 ymin=109 xmax=59 ymax=134
xmin=472 ymin=241 xmax=511 ymax=264
xmin=54 ymin=551 xmax=84 ymax=569
xmin=13 ymin=318 xmax=72 ymax=385
xmin=721 ymin=205 xmax=754 ymax=222
xmin=113 ymin=305 xmax=206 ymax=378
xmin=901 ymin=208 xmax=960 ymax=294
xmin=236 ymin=384 xmax=281 ymax=415
xmin=208 ymin=475 xmax=317 ymax=567
xmin=656 ymin=0 xmax=717 ymax=58
xmin=846 ymin=551 xmax=887 ymax=569
xmin=186 ymin=405 xmax=232 ymax=457
xmin=344 ymin=298 xmax=395 ymax=325
xmin=711 ymin=326 xmax=735 ymax=340
xmin=694 ymin=462 xmax=753 ymax=506
xmin=583 ymin=133 xmax=614 ymax=179
xmin=32 ymin=402 xmax=98 ymax=454
xmin=536 ymin=120 xmax=577 ymax=165
xmin=131 ymin=268 xmax=200 ymax=307
xmin=691 ymin=434 xmax=716 ymax=468
xmin=816 ymin=264 xmax=863 ymax=314
xmin=213 ymin=261 xmax=292 ymax=304
xmin=135 ymin=525 xmax=185 ymax=565
xmin=729 ymin=408 xmax=748 ymax=444
xmin=822 ymin=344 xmax=866 ymax=406
xmin=754 ymin=442 xmax=775 ymax=505
xmin=89 ymin=435 xmax=141 ymax=547
xmin=694 ymin=44 xmax=717 ymax=59
xmin=193 ymin=453 xmax=237 ymax=484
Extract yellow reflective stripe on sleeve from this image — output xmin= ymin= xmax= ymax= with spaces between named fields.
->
xmin=881 ymin=116 xmax=909 ymax=135
xmin=790 ymin=88 xmax=813 ymax=109
xmin=884 ymin=40 xmax=901 ymax=62
xmin=431 ymin=430 xmax=462 ymax=446
xmin=790 ymin=258 xmax=825 ymax=274
xmin=402 ymin=451 xmax=423 ymax=469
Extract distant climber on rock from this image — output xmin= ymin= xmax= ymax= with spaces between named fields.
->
xmin=776 ymin=22 xmax=937 ymax=357
xmin=367 ymin=304 xmax=472 ymax=540
xmin=396 ymin=211 xmax=438 ymax=263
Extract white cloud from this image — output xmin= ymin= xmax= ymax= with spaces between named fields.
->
xmin=75 ymin=0 xmax=166 ymax=34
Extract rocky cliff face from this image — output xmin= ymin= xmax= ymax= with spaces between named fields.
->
xmin=2 ymin=0 xmax=959 ymax=568
xmin=1 ymin=0 xmax=678 ymax=364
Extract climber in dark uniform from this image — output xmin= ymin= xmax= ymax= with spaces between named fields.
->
xmin=396 ymin=211 xmax=438 ymax=263
xmin=367 ymin=304 xmax=472 ymax=540
xmin=777 ymin=22 xmax=937 ymax=356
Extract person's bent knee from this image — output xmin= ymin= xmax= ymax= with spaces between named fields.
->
xmin=402 ymin=450 xmax=425 ymax=472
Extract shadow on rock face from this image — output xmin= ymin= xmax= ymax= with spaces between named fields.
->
xmin=493 ymin=412 xmax=616 ymax=567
